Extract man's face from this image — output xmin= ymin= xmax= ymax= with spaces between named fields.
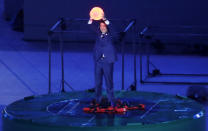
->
xmin=100 ymin=22 xmax=108 ymax=34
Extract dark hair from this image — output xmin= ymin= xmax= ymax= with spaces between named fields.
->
xmin=99 ymin=20 xmax=107 ymax=26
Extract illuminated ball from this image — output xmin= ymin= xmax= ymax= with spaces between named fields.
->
xmin=89 ymin=7 xmax=104 ymax=21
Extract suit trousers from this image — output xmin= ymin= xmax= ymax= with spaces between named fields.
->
xmin=94 ymin=61 xmax=115 ymax=105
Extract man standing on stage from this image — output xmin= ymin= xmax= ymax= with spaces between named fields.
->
xmin=88 ymin=15 xmax=117 ymax=106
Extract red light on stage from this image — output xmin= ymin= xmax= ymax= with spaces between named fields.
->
xmin=89 ymin=7 xmax=104 ymax=21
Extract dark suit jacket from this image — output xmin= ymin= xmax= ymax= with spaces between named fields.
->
xmin=90 ymin=22 xmax=118 ymax=63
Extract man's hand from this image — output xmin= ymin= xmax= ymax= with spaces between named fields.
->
xmin=102 ymin=15 xmax=110 ymax=25
xmin=88 ymin=18 xmax=93 ymax=24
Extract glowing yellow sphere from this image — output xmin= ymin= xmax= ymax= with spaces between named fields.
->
xmin=89 ymin=7 xmax=104 ymax=21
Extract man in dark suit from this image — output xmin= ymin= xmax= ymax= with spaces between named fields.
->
xmin=88 ymin=16 xmax=117 ymax=106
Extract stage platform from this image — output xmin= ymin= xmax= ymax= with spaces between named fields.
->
xmin=2 ymin=91 xmax=206 ymax=131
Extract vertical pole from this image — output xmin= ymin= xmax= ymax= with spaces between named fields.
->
xmin=140 ymin=55 xmax=143 ymax=83
xmin=139 ymin=33 xmax=143 ymax=84
xmin=48 ymin=35 xmax=52 ymax=94
xmin=121 ymin=40 xmax=125 ymax=90
xmin=133 ymin=26 xmax=137 ymax=89
xmin=59 ymin=31 xmax=65 ymax=92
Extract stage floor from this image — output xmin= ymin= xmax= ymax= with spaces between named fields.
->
xmin=2 ymin=91 xmax=206 ymax=131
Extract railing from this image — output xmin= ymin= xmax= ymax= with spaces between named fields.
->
xmin=139 ymin=25 xmax=208 ymax=85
